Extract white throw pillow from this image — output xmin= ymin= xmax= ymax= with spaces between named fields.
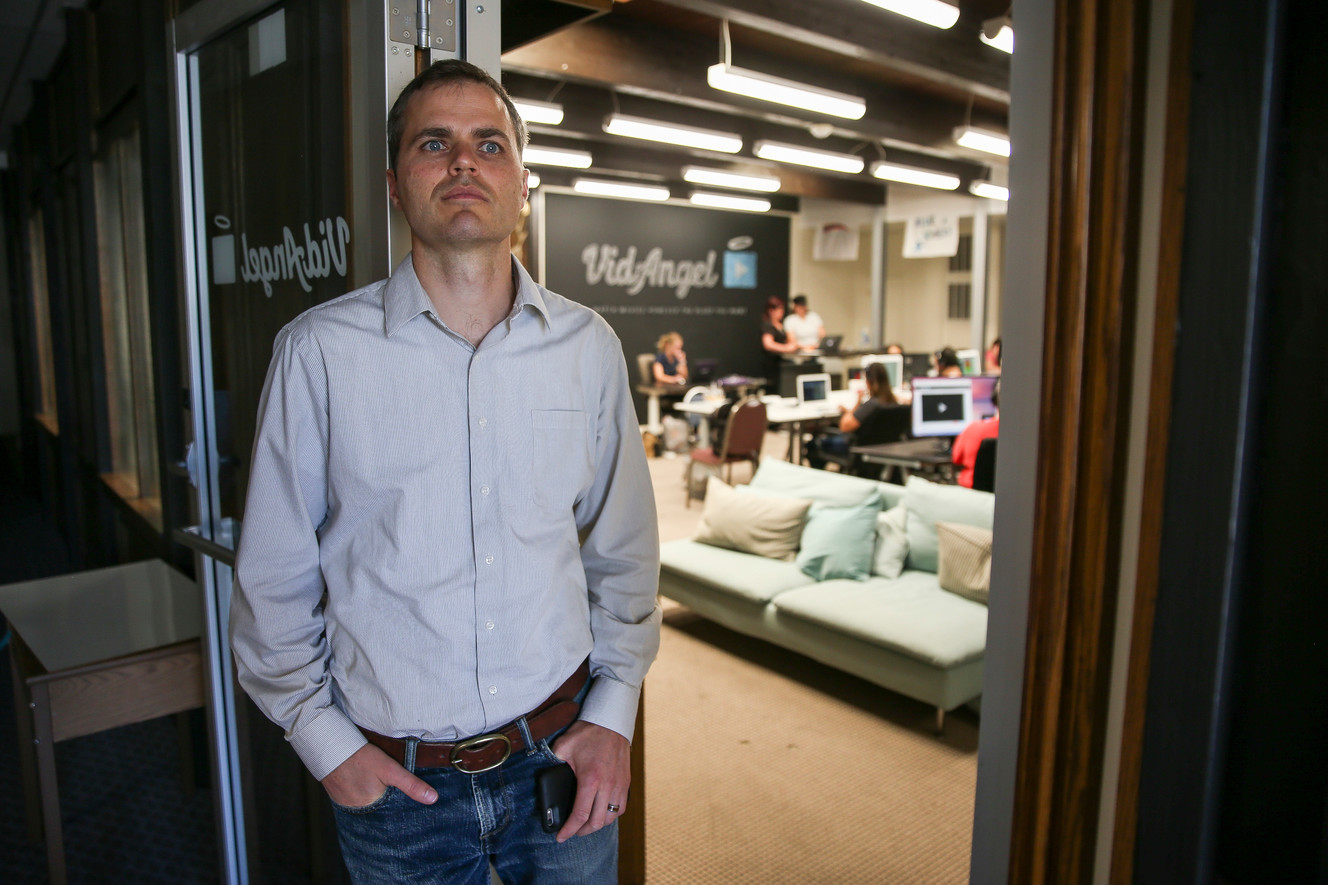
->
xmin=871 ymin=503 xmax=911 ymax=579
xmin=693 ymin=476 xmax=812 ymax=562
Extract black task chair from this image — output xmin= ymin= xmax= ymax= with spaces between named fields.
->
xmin=815 ymin=404 xmax=911 ymax=478
xmin=971 ymin=436 xmax=998 ymax=492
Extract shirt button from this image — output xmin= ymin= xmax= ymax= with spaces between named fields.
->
xmin=480 ymin=485 xmax=490 ymax=495
xmin=485 ymin=620 xmax=495 ymax=630
xmin=485 ymin=555 xmax=494 ymax=565
xmin=478 ymin=417 xmax=488 ymax=427
xmin=488 ymin=685 xmax=498 ymax=695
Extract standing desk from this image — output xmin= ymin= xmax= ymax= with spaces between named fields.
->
xmin=0 ymin=559 xmax=204 ymax=885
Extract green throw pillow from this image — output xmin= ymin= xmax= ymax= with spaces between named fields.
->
xmin=795 ymin=492 xmax=884 ymax=581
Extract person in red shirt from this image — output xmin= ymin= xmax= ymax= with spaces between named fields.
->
xmin=952 ymin=380 xmax=1000 ymax=488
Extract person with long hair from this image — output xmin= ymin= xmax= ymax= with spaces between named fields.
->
xmin=760 ymin=296 xmax=799 ymax=380
xmin=806 ymin=362 xmax=901 ymax=469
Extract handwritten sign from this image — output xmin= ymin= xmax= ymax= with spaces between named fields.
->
xmin=903 ymin=213 xmax=958 ymax=258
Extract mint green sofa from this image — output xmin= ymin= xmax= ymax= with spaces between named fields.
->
xmin=658 ymin=459 xmax=994 ymax=730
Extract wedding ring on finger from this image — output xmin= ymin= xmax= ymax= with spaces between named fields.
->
xmin=607 ymin=803 xmax=621 ymax=814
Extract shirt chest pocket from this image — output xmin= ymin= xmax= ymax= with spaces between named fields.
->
xmin=531 ymin=409 xmax=591 ymax=513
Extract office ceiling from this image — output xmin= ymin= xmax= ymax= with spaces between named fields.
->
xmin=501 ymin=0 xmax=1013 ymax=206
xmin=0 ymin=0 xmax=1012 ymax=203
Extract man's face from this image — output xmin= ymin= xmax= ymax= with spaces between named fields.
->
xmin=793 ymin=303 xmax=808 ymax=317
xmin=386 ymin=81 xmax=528 ymax=253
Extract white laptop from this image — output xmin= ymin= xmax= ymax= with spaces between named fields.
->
xmin=795 ymin=373 xmax=832 ymax=405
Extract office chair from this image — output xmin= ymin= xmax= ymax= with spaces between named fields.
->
xmin=814 ymin=404 xmax=911 ymax=478
xmin=684 ymin=396 xmax=766 ymax=507
xmin=972 ymin=436 xmax=998 ymax=492
xmin=637 ymin=353 xmax=657 ymax=387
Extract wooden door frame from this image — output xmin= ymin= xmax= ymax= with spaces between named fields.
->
xmin=992 ymin=0 xmax=1196 ymax=880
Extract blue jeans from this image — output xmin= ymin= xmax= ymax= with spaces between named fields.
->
xmin=331 ymin=681 xmax=615 ymax=885
xmin=331 ymin=735 xmax=617 ymax=884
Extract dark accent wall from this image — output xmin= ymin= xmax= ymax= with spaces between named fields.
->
xmin=542 ymin=192 xmax=790 ymax=420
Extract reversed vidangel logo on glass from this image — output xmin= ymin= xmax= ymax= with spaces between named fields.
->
xmin=210 ymin=213 xmax=351 ymax=296
xmin=723 ymin=236 xmax=757 ymax=289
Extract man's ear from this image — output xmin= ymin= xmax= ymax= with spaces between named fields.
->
xmin=386 ymin=168 xmax=401 ymax=210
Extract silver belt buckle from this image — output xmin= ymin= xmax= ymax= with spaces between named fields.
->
xmin=449 ymin=732 xmax=512 ymax=773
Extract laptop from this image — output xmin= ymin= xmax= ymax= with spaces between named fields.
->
xmin=818 ymin=334 xmax=843 ymax=355
xmin=796 ymin=373 xmax=832 ymax=404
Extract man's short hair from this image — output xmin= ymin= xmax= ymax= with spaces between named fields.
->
xmin=386 ymin=59 xmax=529 ymax=175
xmin=791 ymin=295 xmax=808 ymax=307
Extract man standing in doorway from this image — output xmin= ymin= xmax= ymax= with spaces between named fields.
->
xmin=784 ymin=294 xmax=826 ymax=350
xmin=230 ymin=59 xmax=661 ymax=884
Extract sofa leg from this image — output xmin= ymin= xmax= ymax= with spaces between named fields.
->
xmin=935 ymin=707 xmax=946 ymax=735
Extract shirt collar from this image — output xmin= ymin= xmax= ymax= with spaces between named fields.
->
xmin=383 ymin=252 xmax=551 ymax=337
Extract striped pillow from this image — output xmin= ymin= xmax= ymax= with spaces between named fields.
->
xmin=936 ymin=521 xmax=993 ymax=604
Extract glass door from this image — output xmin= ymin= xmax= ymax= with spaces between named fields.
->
xmin=171 ymin=0 xmax=352 ymax=880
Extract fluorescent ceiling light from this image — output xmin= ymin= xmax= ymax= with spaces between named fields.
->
xmin=969 ymin=180 xmax=1009 ymax=201
xmin=526 ymin=170 xmax=541 ymax=189
xmin=603 ymin=114 xmax=743 ymax=153
xmin=573 ymin=178 xmax=671 ymax=201
xmin=870 ymin=161 xmax=960 ymax=190
xmin=689 ymin=192 xmax=772 ymax=212
xmin=980 ymin=25 xmax=1014 ymax=53
xmin=753 ymin=140 xmax=865 ymax=174
xmin=511 ymin=98 xmax=564 ymax=126
xmin=682 ymin=166 xmax=781 ymax=192
xmin=523 ymin=145 xmax=593 ymax=168
xmin=706 ymin=63 xmax=866 ymax=120
xmin=954 ymin=126 xmax=1012 ymax=157
xmin=856 ymin=0 xmax=959 ymax=29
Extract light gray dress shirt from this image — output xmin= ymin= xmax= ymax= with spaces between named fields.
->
xmin=231 ymin=254 xmax=662 ymax=781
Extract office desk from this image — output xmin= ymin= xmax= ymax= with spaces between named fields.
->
xmin=851 ymin=438 xmax=958 ymax=482
xmin=1 ymin=560 xmax=204 ymax=885
xmin=767 ymin=399 xmax=844 ymax=463
xmin=635 ymin=383 xmax=690 ymax=435
xmin=676 ymin=396 xmax=844 ymax=462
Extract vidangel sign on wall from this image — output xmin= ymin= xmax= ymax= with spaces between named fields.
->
xmin=543 ymin=192 xmax=790 ymax=415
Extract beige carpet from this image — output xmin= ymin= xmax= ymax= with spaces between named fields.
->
xmin=642 ymin=443 xmax=978 ymax=884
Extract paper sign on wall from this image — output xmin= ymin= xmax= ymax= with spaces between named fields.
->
xmin=903 ymin=213 xmax=959 ymax=258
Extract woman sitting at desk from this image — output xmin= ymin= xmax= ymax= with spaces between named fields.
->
xmin=806 ymin=362 xmax=902 ymax=469
xmin=653 ymin=331 xmax=689 ymax=385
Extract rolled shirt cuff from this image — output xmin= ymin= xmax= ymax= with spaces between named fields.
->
xmin=577 ymin=674 xmax=642 ymax=743
xmin=288 ymin=704 xmax=369 ymax=782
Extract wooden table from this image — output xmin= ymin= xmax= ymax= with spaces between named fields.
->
xmin=1 ymin=559 xmax=205 ymax=885
xmin=851 ymin=438 xmax=959 ymax=482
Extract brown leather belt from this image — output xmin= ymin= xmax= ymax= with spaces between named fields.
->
xmin=358 ymin=660 xmax=589 ymax=773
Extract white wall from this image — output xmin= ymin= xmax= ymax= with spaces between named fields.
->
xmin=788 ymin=194 xmax=1004 ymax=359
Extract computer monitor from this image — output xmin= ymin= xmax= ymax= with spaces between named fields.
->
xmin=796 ymin=372 xmax=832 ymax=404
xmin=691 ymin=358 xmax=719 ymax=385
xmin=860 ymin=354 xmax=904 ymax=390
xmin=903 ymin=352 xmax=934 ymax=379
xmin=910 ymin=377 xmax=973 ymax=437
xmin=957 ymin=348 xmax=982 ymax=376
xmin=969 ymin=375 xmax=999 ymax=419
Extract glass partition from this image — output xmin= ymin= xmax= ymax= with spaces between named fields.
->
xmin=28 ymin=208 xmax=58 ymax=433
xmin=95 ymin=113 xmax=161 ymax=526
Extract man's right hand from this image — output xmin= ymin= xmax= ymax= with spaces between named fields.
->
xmin=321 ymin=742 xmax=439 ymax=808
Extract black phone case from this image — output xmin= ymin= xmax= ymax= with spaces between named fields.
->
xmin=535 ymin=763 xmax=577 ymax=834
